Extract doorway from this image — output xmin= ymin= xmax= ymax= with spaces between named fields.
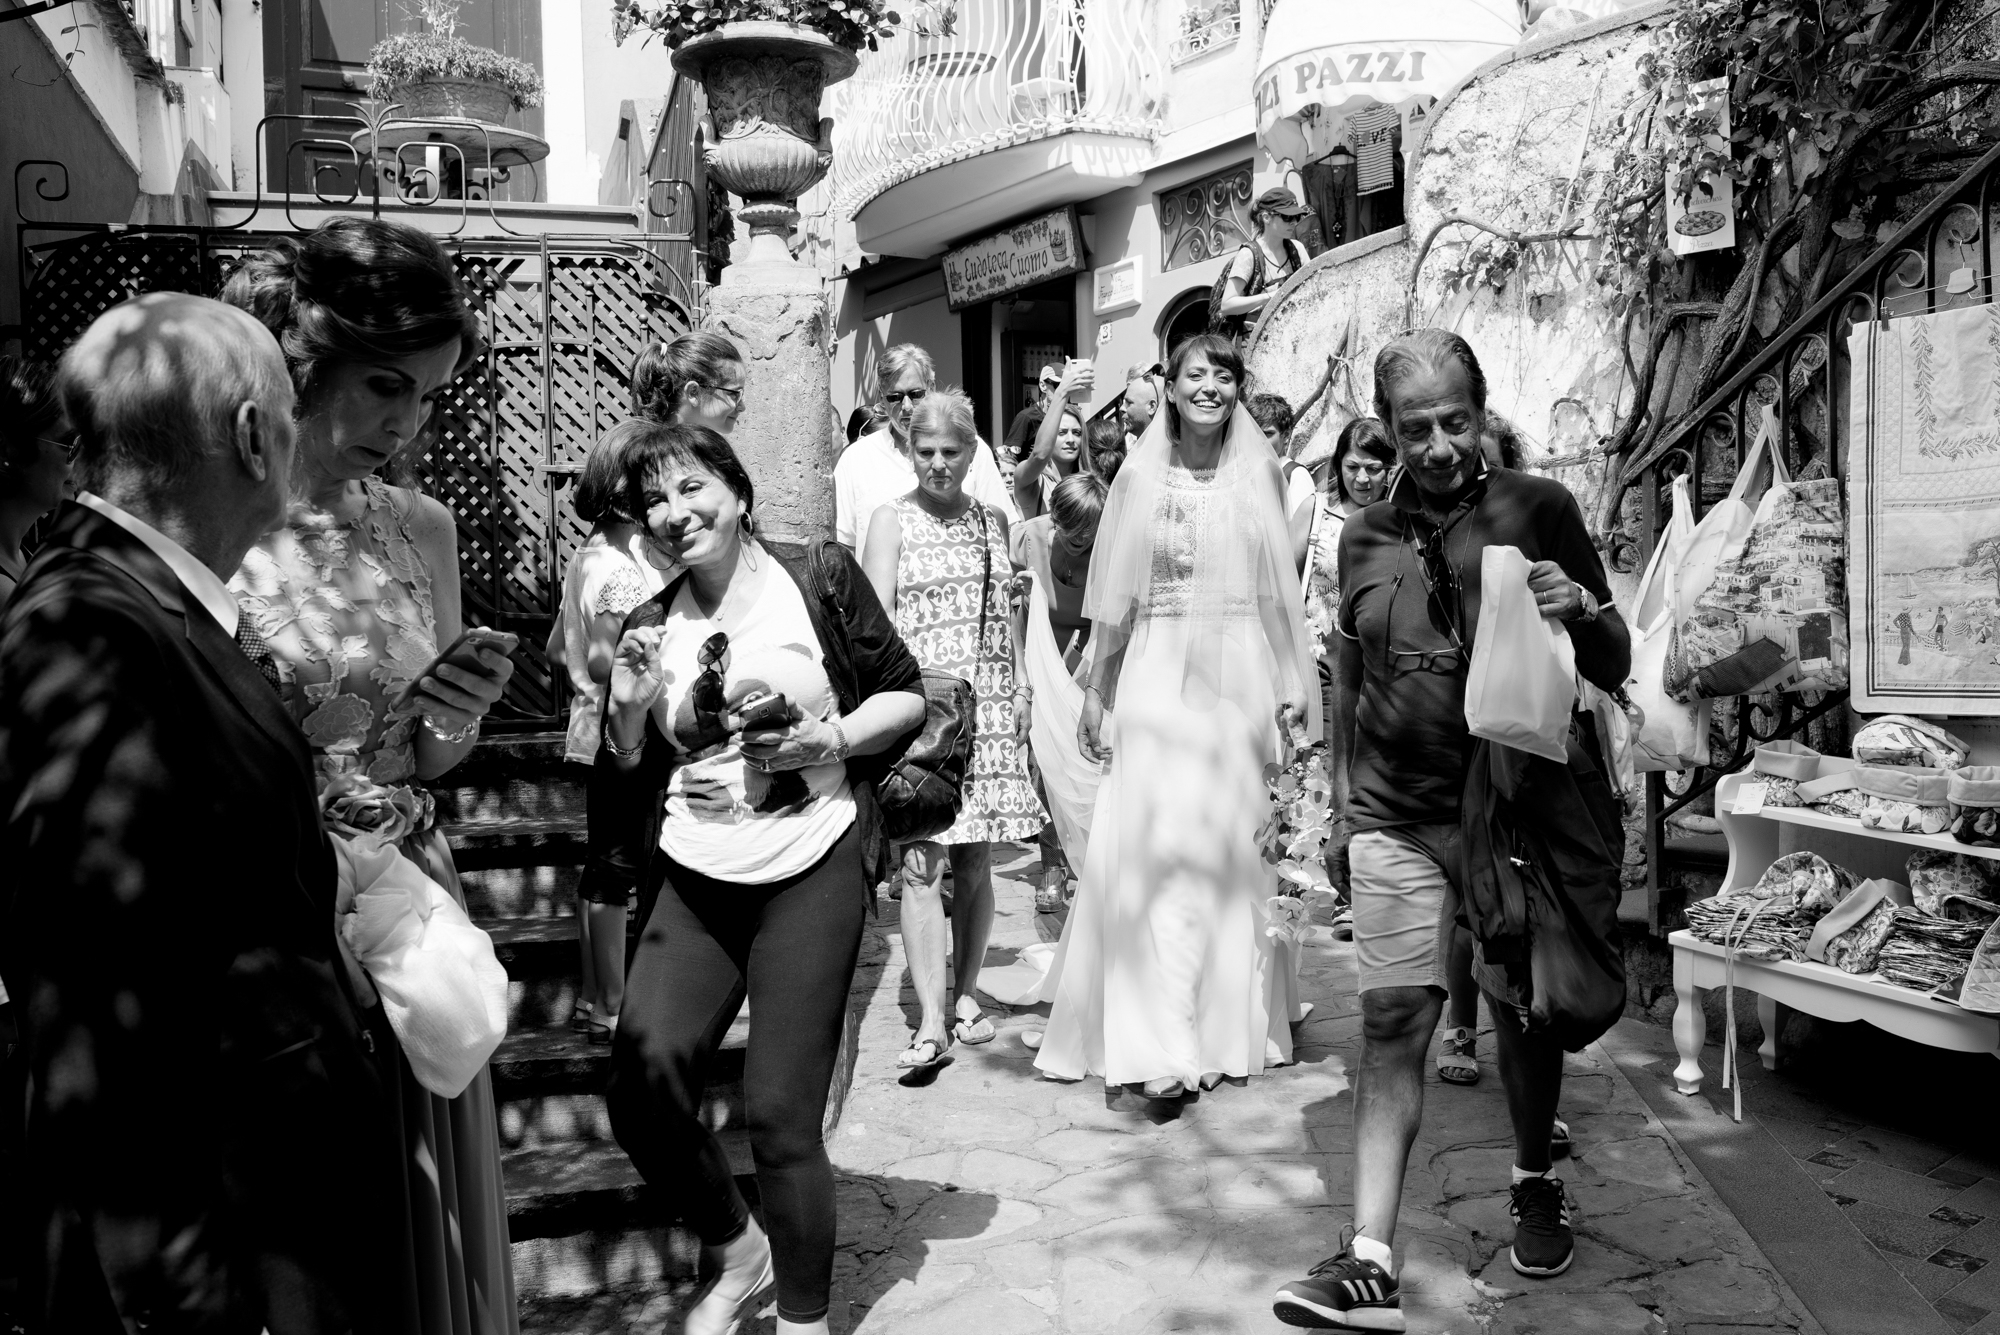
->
xmin=997 ymin=273 xmax=1077 ymax=449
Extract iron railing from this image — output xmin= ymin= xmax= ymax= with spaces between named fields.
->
xmin=1619 ymin=137 xmax=2000 ymax=930
xmin=826 ymin=0 xmax=1166 ymax=220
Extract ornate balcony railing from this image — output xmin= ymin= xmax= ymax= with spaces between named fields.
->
xmin=828 ymin=0 xmax=1166 ymax=221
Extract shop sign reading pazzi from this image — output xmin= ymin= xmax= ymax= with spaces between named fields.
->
xmin=942 ymin=209 xmax=1086 ymax=310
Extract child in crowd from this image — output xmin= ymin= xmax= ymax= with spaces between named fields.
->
xmin=1247 ymin=391 xmax=1317 ymax=565
xmin=547 ymin=420 xmax=674 ymax=1043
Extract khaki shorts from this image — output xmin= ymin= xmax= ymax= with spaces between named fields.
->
xmin=1349 ymin=824 xmax=1459 ymax=994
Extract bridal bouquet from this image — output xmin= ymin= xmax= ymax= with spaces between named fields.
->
xmin=1257 ymin=716 xmax=1334 ymax=893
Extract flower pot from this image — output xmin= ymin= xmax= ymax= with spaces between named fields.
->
xmin=387 ymin=77 xmax=516 ymax=124
xmin=671 ymin=22 xmax=861 ymax=265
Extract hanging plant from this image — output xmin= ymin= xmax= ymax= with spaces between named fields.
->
xmin=368 ymin=0 xmax=545 ymax=112
xmin=613 ymin=0 xmax=902 ymax=54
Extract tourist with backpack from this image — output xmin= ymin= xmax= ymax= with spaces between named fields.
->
xmin=1210 ymin=187 xmax=1314 ymax=343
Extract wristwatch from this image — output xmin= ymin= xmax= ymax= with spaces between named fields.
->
xmin=828 ymin=717 xmax=851 ymax=763
xmin=1565 ymin=587 xmax=1600 ymax=624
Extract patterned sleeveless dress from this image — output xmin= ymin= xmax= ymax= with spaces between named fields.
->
xmin=889 ymin=493 xmax=1046 ymax=846
xmin=230 ymin=475 xmax=518 ymax=1335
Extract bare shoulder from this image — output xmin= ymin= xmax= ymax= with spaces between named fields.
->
xmin=400 ymin=489 xmax=460 ymax=549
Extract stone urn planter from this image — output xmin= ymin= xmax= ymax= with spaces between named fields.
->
xmin=671 ymin=22 xmax=861 ymax=265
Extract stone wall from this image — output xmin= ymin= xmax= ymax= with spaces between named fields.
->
xmin=1246 ymin=2 xmax=1684 ymax=552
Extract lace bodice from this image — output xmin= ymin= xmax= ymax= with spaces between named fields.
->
xmin=230 ymin=477 xmax=438 ymax=788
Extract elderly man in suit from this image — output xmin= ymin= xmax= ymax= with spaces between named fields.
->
xmin=0 ymin=293 xmax=412 ymax=1334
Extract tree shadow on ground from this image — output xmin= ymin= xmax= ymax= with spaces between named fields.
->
xmin=821 ymin=1172 xmax=1001 ymax=1333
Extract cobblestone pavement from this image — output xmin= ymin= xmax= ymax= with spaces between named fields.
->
xmin=805 ymin=845 xmax=1827 ymax=1335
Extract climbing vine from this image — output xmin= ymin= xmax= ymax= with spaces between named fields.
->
xmin=1587 ymin=0 xmax=2000 ymax=531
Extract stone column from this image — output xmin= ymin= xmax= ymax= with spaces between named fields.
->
xmin=673 ymin=23 xmax=857 ymax=545
xmin=704 ymin=261 xmax=835 ymax=545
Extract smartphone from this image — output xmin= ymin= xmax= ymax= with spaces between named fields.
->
xmin=734 ymin=691 xmax=792 ymax=733
xmin=395 ymin=627 xmax=520 ymax=707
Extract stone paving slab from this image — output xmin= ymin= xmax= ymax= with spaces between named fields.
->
xmin=521 ymin=848 xmax=1824 ymax=1334
xmin=808 ymin=849 xmax=1824 ymax=1335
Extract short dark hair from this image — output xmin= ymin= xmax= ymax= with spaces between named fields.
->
xmin=845 ymin=405 xmax=876 ymax=444
xmin=1 ymin=355 xmax=63 ymax=469
xmin=1372 ymin=329 xmax=1488 ymax=433
xmin=1163 ymin=333 xmax=1250 ymax=438
xmin=1050 ymin=470 xmax=1107 ymax=533
xmin=631 ymin=330 xmax=744 ymax=423
xmin=620 ymin=421 xmax=754 ymax=526
xmin=1247 ymin=392 xmax=1295 ymax=441
xmin=221 ymin=216 xmax=481 ymax=413
xmin=573 ymin=419 xmax=651 ymax=526
xmin=1330 ymin=416 xmax=1395 ymax=507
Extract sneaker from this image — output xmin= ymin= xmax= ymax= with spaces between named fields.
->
xmin=1272 ymin=1239 xmax=1403 ymax=1330
xmin=1508 ymin=1175 xmax=1575 ymax=1277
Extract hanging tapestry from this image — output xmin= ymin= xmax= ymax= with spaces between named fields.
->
xmin=1848 ymin=302 xmax=2000 ymax=714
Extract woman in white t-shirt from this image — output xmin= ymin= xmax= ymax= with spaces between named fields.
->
xmin=600 ymin=422 xmax=925 ymax=1335
xmin=547 ymin=332 xmax=745 ymax=1043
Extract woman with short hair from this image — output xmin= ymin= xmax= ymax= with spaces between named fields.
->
xmin=862 ymin=386 xmax=1045 ymax=1071
xmin=601 ymin=422 xmax=925 ymax=1335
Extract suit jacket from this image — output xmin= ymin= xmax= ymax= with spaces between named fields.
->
xmin=0 ymin=503 xmax=409 ymax=1334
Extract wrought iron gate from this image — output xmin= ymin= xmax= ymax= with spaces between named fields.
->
xmin=15 ymin=154 xmax=697 ymax=729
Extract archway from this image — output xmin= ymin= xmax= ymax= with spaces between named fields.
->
xmin=1156 ymin=286 xmax=1211 ymax=363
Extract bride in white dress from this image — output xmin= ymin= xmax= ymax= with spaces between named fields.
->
xmin=1033 ymin=333 xmax=1317 ymax=1098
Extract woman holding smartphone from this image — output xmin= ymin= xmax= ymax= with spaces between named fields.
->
xmin=224 ymin=217 xmax=520 ymax=1334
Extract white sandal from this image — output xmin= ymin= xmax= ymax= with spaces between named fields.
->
xmin=1438 ymin=1026 xmax=1480 ymax=1085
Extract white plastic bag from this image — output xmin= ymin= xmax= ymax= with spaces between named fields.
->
xmin=334 ymin=834 xmax=509 ymax=1098
xmin=1465 ymin=544 xmax=1577 ymax=763
xmin=1626 ymin=474 xmax=1711 ymax=771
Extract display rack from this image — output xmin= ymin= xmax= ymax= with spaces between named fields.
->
xmin=1669 ymin=770 xmax=2000 ymax=1095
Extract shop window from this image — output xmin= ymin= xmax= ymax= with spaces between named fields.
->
xmin=1171 ymin=0 xmax=1241 ymax=65
xmin=1296 ymin=134 xmax=1407 ymax=253
xmin=1157 ymin=162 xmax=1255 ymax=272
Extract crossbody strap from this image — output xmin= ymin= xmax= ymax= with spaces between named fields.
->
xmin=975 ymin=501 xmax=992 ymax=656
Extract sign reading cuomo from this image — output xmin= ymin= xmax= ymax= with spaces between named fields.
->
xmin=942 ymin=209 xmax=1087 ymax=310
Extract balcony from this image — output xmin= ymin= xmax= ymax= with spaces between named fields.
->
xmin=829 ymin=0 xmax=1166 ymax=257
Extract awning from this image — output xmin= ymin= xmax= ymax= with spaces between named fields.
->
xmin=1254 ymin=0 xmax=1521 ymax=168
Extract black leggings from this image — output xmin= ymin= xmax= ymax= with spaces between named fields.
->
xmin=606 ymin=823 xmax=866 ymax=1324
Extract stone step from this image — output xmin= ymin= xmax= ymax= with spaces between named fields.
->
xmin=492 ymin=916 xmax=603 ymax=1030
xmin=460 ymin=864 xmax=584 ymax=922
xmin=491 ymin=1012 xmax=749 ymax=1099
xmin=435 ymin=776 xmax=587 ymax=828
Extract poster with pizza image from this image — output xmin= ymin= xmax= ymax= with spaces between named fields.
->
xmin=1666 ymin=76 xmax=1737 ymax=258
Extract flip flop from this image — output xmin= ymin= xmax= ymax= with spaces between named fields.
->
xmin=896 ymin=1037 xmax=951 ymax=1071
xmin=1550 ymin=1117 xmax=1573 ymax=1159
xmin=952 ymin=1013 xmax=997 ymax=1045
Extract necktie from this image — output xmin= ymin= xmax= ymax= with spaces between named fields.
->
xmin=234 ymin=617 xmax=282 ymax=692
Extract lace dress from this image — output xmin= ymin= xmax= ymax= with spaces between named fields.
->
xmin=889 ymin=494 xmax=1045 ymax=845
xmin=231 ymin=476 xmax=518 ymax=1335
xmin=1036 ymin=462 xmax=1294 ymax=1085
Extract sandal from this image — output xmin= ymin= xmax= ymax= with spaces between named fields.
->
xmin=1034 ymin=875 xmax=1065 ymax=914
xmin=896 ymin=1036 xmax=951 ymax=1071
xmin=569 ymin=1001 xmax=595 ymax=1033
xmin=1438 ymin=1026 xmax=1480 ymax=1085
xmin=1550 ymin=1117 xmax=1573 ymax=1160
xmin=952 ymin=1012 xmax=997 ymax=1045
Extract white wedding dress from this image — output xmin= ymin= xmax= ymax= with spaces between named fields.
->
xmin=1033 ymin=457 xmax=1299 ymax=1086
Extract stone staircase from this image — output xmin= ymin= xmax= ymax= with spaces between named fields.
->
xmin=437 ymin=733 xmax=755 ymax=1325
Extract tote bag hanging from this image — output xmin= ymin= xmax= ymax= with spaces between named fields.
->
xmin=1626 ymin=474 xmax=1710 ymax=771
xmin=1465 ymin=544 xmax=1577 ymax=763
xmin=1663 ymin=408 xmax=1779 ymax=702
xmin=1668 ymin=407 xmax=1847 ymax=699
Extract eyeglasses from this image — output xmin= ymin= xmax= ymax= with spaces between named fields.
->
xmin=693 ymin=631 xmax=729 ymax=714
xmin=1387 ymin=646 xmax=1466 ymax=675
xmin=699 ymin=383 xmax=744 ymax=409
xmin=882 ymin=389 xmax=928 ymax=406
xmin=40 ymin=434 xmax=80 ymax=462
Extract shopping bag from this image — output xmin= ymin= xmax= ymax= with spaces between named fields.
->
xmin=334 ymin=834 xmax=509 ymax=1098
xmin=1626 ymin=474 xmax=1711 ymax=770
xmin=1465 ymin=544 xmax=1576 ymax=763
xmin=1664 ymin=409 xmax=1779 ymax=701
xmin=1669 ymin=406 xmax=1848 ymax=698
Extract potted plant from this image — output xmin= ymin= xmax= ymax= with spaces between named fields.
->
xmin=615 ymin=0 xmax=901 ymax=263
xmin=369 ymin=0 xmax=545 ymax=125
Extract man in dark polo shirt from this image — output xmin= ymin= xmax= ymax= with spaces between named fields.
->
xmin=1274 ymin=331 xmax=1631 ymax=1332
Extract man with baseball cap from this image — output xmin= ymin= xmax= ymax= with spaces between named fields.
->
xmin=1212 ymin=186 xmax=1314 ymax=342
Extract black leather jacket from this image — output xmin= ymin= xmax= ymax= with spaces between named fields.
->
xmin=605 ymin=538 xmax=924 ymax=891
